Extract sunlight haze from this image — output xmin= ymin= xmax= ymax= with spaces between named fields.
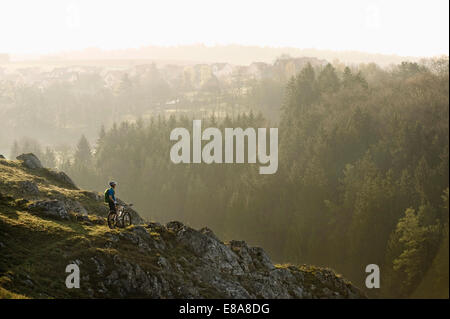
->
xmin=0 ymin=0 xmax=449 ymax=302
xmin=0 ymin=0 xmax=448 ymax=57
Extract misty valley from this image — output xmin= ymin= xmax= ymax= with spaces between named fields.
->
xmin=0 ymin=54 xmax=448 ymax=299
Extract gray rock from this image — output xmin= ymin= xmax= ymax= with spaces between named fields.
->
xmin=18 ymin=180 xmax=39 ymax=196
xmin=16 ymin=153 xmax=43 ymax=169
xmin=228 ymin=240 xmax=254 ymax=271
xmin=146 ymin=221 xmax=164 ymax=232
xmin=109 ymin=254 xmax=163 ymax=298
xmin=199 ymin=227 xmax=220 ymax=241
xmin=175 ymin=226 xmax=244 ymax=275
xmin=118 ymin=231 xmax=140 ymax=244
xmin=91 ymin=257 xmax=106 ymax=275
xmin=157 ymin=256 xmax=170 ymax=269
xmin=292 ymin=286 xmax=304 ymax=298
xmin=209 ymin=277 xmax=252 ymax=298
xmin=166 ymin=220 xmax=184 ymax=232
xmin=46 ymin=170 xmax=78 ymax=189
xmin=270 ymin=268 xmax=294 ymax=282
xmin=131 ymin=225 xmax=150 ymax=239
xmin=106 ymin=233 xmax=120 ymax=242
xmin=132 ymin=227 xmax=152 ymax=253
xmin=249 ymin=246 xmax=276 ymax=270
xmin=29 ymin=200 xmax=69 ymax=220
xmin=65 ymin=200 xmax=87 ymax=215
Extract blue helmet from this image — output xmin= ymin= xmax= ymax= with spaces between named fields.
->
xmin=109 ymin=181 xmax=117 ymax=187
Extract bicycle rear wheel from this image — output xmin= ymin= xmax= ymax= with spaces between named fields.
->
xmin=123 ymin=212 xmax=132 ymax=227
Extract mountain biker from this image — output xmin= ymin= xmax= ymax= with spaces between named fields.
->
xmin=104 ymin=181 xmax=117 ymax=213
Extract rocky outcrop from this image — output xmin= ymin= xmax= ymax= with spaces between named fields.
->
xmin=15 ymin=153 xmax=77 ymax=189
xmin=27 ymin=199 xmax=102 ymax=221
xmin=45 ymin=169 xmax=78 ymax=190
xmin=16 ymin=153 xmax=43 ymax=169
xmin=72 ymin=221 xmax=365 ymax=299
xmin=0 ymin=155 xmax=365 ymax=299
xmin=64 ymin=199 xmax=88 ymax=216
xmin=28 ymin=199 xmax=70 ymax=220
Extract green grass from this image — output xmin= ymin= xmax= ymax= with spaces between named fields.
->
xmin=0 ymin=286 xmax=28 ymax=299
xmin=0 ymin=206 xmax=167 ymax=298
xmin=0 ymin=159 xmax=122 ymax=298
xmin=0 ymin=207 xmax=103 ymax=298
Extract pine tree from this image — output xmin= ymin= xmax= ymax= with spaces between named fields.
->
xmin=74 ymin=135 xmax=92 ymax=166
xmin=318 ymin=63 xmax=340 ymax=93
xmin=342 ymin=66 xmax=353 ymax=88
xmin=42 ymin=147 xmax=57 ymax=168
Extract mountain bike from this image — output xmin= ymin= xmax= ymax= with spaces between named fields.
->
xmin=107 ymin=204 xmax=132 ymax=229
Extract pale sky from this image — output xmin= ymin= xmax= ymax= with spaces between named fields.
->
xmin=0 ymin=0 xmax=448 ymax=57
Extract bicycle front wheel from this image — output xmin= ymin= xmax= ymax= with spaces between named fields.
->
xmin=107 ymin=212 xmax=117 ymax=229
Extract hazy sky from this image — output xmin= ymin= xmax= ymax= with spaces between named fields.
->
xmin=0 ymin=0 xmax=448 ymax=57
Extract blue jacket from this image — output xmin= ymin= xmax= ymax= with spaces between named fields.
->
xmin=106 ymin=188 xmax=116 ymax=202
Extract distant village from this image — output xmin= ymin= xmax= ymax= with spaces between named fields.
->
xmin=0 ymin=55 xmax=326 ymax=156
xmin=0 ymin=56 xmax=327 ymax=91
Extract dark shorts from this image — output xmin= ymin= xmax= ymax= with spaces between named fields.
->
xmin=108 ymin=201 xmax=116 ymax=212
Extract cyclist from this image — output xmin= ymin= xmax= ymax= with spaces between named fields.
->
xmin=104 ymin=181 xmax=117 ymax=213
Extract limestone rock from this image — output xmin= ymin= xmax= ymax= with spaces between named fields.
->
xmin=18 ymin=181 xmax=39 ymax=196
xmin=16 ymin=153 xmax=43 ymax=169
xmin=46 ymin=170 xmax=78 ymax=189
xmin=28 ymin=200 xmax=69 ymax=220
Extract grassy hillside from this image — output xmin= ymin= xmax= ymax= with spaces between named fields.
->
xmin=0 ymin=156 xmax=365 ymax=299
